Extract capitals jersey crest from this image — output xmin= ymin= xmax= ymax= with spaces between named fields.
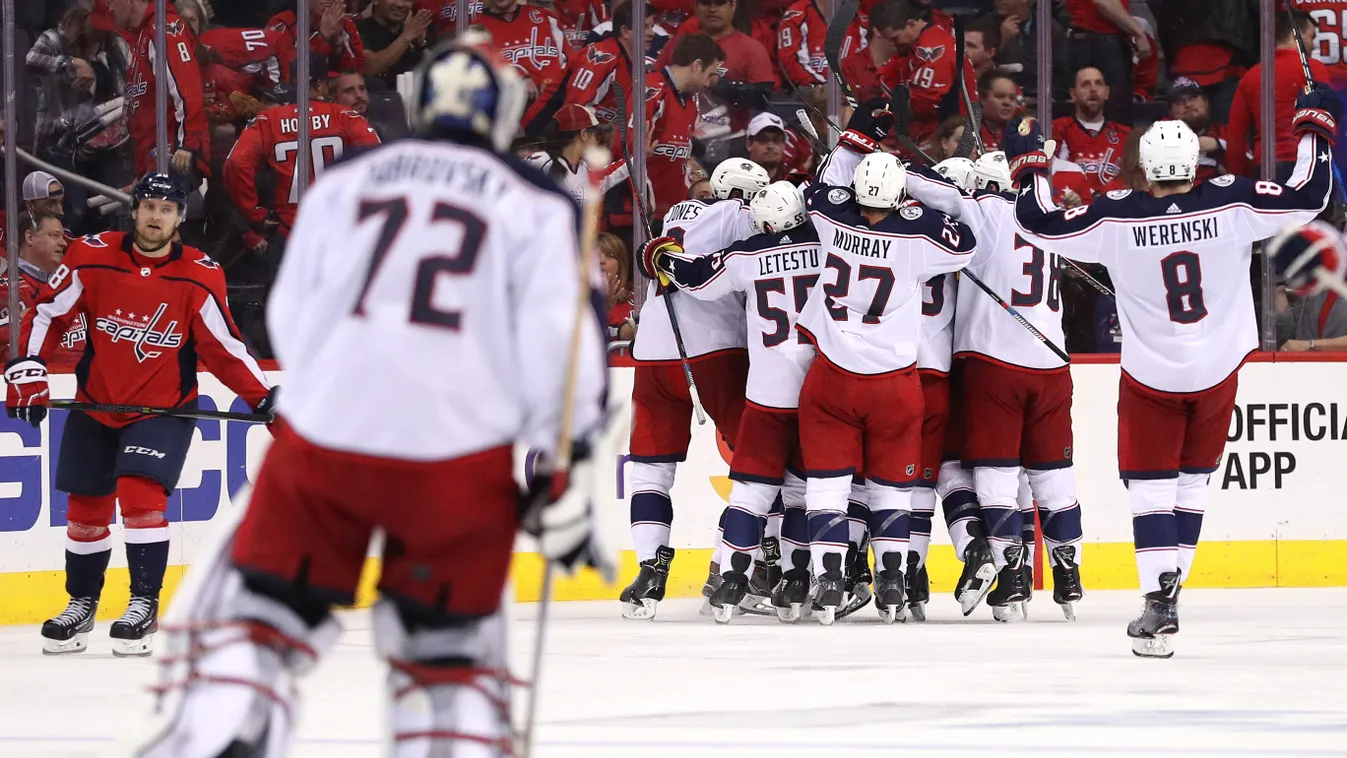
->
xmin=95 ymin=303 xmax=185 ymax=363
xmin=915 ymin=45 xmax=946 ymax=63
xmin=586 ymin=46 xmax=616 ymax=65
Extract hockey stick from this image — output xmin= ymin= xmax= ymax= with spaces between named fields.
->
xmin=1060 ymin=257 xmax=1116 ymax=299
xmin=520 ymin=145 xmax=612 ymax=758
xmin=778 ymin=59 xmax=843 ymax=139
xmin=612 ymin=81 xmax=707 ymax=426
xmin=1289 ymin=3 xmax=1316 ymax=94
xmin=823 ymin=0 xmax=861 ymax=110
xmin=952 ymin=15 xmax=984 ymax=159
xmin=50 ymin=400 xmax=271 ymax=423
xmin=889 ymin=84 xmax=938 ymax=165
xmin=960 ymin=270 xmax=1070 ymax=363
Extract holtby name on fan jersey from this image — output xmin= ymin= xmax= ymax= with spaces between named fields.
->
xmin=1130 ymin=217 xmax=1220 ymax=248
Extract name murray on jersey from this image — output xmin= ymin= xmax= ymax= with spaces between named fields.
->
xmin=833 ymin=228 xmax=892 ymax=258
xmin=1130 ymin=217 xmax=1220 ymax=248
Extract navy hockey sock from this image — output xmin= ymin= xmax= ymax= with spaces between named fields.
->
xmin=629 ymin=491 xmax=674 ymax=562
xmin=65 ymin=541 xmax=112 ymax=599
xmin=125 ymin=529 xmax=170 ymax=598
xmin=1040 ymin=502 xmax=1084 ymax=564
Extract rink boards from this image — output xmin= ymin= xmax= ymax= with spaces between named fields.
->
xmin=0 ymin=358 xmax=1345 ymax=625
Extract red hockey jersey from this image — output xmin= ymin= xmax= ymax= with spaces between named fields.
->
xmin=199 ymin=28 xmax=285 ymax=124
xmin=778 ymin=0 xmax=836 ymax=87
xmin=536 ymin=34 xmax=636 ymax=127
xmin=475 ymin=5 xmax=571 ymax=126
xmin=1051 ymin=116 xmax=1130 ymax=194
xmin=840 ymin=41 xmax=883 ymax=104
xmin=224 ymin=102 xmax=380 ymax=236
xmin=17 ymin=232 xmax=271 ymax=428
xmin=1065 ymin=0 xmax=1128 ymax=34
xmin=879 ymin=22 xmax=975 ymax=143
xmin=266 ymin=10 xmax=366 ymax=81
xmin=125 ymin=3 xmax=209 ymax=177
xmin=618 ymin=67 xmax=698 ymax=214
xmin=1294 ymin=1 xmax=1347 ymax=85
xmin=0 ymin=259 xmax=86 ymax=370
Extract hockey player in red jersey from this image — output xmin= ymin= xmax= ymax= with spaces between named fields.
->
xmin=475 ymin=0 xmax=571 ymax=126
xmin=5 ymin=173 xmax=274 ymax=657
xmin=112 ymin=0 xmax=210 ymax=177
xmin=1012 ymin=84 xmax=1336 ymax=656
xmin=224 ymin=67 xmax=381 ymax=245
xmin=129 ymin=42 xmax=614 ymax=756
xmin=0 ymin=211 xmax=84 ymax=369
xmin=621 ymin=33 xmax=726 ymax=214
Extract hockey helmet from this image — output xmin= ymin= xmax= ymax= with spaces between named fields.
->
xmin=710 ymin=158 xmax=770 ymax=200
xmin=131 ymin=172 xmax=189 ymax=216
xmin=1139 ymin=120 xmax=1200 ymax=183
xmin=973 ymin=151 xmax=1012 ymax=192
xmin=853 ymin=152 xmax=907 ymax=209
xmin=410 ymin=40 xmax=527 ymax=153
xmin=933 ymin=157 xmax=976 ymax=191
xmin=749 ymin=181 xmax=808 ymax=234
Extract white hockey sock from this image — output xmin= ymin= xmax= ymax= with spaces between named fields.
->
xmin=1176 ymin=472 xmax=1210 ymax=583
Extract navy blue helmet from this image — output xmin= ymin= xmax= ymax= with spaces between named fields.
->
xmin=410 ymin=39 xmax=526 ymax=152
xmin=131 ymin=172 xmax=189 ymax=214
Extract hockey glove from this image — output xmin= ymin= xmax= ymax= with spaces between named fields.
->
xmin=521 ymin=444 xmax=617 ymax=581
xmin=1268 ymin=220 xmax=1347 ymax=297
xmin=845 ymin=99 xmax=897 ymax=144
xmin=5 ymin=357 xmax=50 ymax=427
xmin=1002 ymin=116 xmax=1047 ymax=162
xmin=639 ymin=236 xmax=680 ymax=287
xmin=255 ymin=386 xmax=280 ymax=421
xmin=1293 ymin=82 xmax=1340 ymax=146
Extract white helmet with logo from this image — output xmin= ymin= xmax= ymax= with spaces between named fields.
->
xmin=1140 ymin=120 xmax=1200 ymax=183
xmin=934 ymin=157 xmax=976 ymax=191
xmin=750 ymin=181 xmax=808 ymax=234
xmin=973 ymin=151 xmax=1012 ymax=191
xmin=853 ymin=152 xmax=907 ymax=209
xmin=710 ymin=158 xmax=771 ymax=199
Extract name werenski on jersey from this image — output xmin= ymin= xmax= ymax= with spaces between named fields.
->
xmin=94 ymin=303 xmax=183 ymax=362
xmin=1130 ymin=217 xmax=1220 ymax=248
xmin=833 ymin=228 xmax=891 ymax=259
xmin=759 ymin=247 xmax=820 ymax=275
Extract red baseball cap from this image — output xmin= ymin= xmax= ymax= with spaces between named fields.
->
xmin=555 ymin=104 xmax=599 ymax=133
xmin=89 ymin=0 xmax=118 ymax=31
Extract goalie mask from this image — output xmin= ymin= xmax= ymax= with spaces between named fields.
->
xmin=411 ymin=41 xmax=526 ymax=153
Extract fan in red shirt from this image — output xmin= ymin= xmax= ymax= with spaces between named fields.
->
xmin=267 ymin=0 xmax=366 ymax=83
xmin=840 ymin=26 xmax=891 ymax=104
xmin=1052 ymin=66 xmax=1131 ymax=195
xmin=778 ymin=0 xmax=863 ymax=88
xmin=656 ymin=0 xmax=775 ymax=134
xmin=618 ymin=33 xmax=726 ymax=215
xmin=6 ymin=174 xmax=273 ymax=657
xmin=525 ymin=1 xmax=654 ymax=134
xmin=110 ymin=0 xmax=209 ymax=178
xmin=475 ymin=0 xmax=571 ymax=127
xmin=872 ymin=0 xmax=975 ymax=145
xmin=224 ymin=70 xmax=380 ymax=251
xmin=198 ymin=28 xmax=287 ymax=124
xmin=1227 ymin=11 xmax=1331 ymax=179
xmin=0 ymin=211 xmax=84 ymax=370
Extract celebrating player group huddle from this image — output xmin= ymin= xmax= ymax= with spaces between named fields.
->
xmin=618 ymin=84 xmax=1338 ymax=658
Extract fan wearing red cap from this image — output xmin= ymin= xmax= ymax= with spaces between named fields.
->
xmin=527 ymin=104 xmax=631 ymax=206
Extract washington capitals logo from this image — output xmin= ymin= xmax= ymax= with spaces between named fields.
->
xmin=94 ymin=303 xmax=183 ymax=362
xmin=915 ymin=45 xmax=945 ymax=63
xmin=586 ymin=46 xmax=615 ymax=65
xmin=166 ymin=19 xmax=184 ymax=35
xmin=194 ymin=254 xmax=220 ymax=271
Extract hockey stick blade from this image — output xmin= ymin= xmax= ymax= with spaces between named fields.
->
xmin=823 ymin=0 xmax=861 ymax=108
xmin=50 ymin=400 xmax=271 ymax=423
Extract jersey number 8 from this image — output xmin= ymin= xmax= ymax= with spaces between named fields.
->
xmin=1160 ymin=251 xmax=1207 ymax=324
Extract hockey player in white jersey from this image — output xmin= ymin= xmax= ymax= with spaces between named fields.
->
xmin=1011 ymin=84 xmax=1337 ymax=656
xmin=128 ymin=42 xmax=614 ymax=757
xmin=620 ymin=158 xmax=769 ymax=619
xmin=907 ymin=146 xmax=1085 ymax=623
xmin=799 ymin=153 xmax=977 ymax=624
xmin=644 ymin=181 xmax=822 ymax=623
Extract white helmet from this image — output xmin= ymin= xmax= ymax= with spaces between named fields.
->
xmin=710 ymin=158 xmax=770 ymax=199
xmin=973 ymin=151 xmax=1012 ymax=191
xmin=1140 ymin=120 xmax=1200 ymax=183
xmin=934 ymin=157 xmax=976 ymax=191
xmin=750 ymin=181 xmax=808 ymax=234
xmin=853 ymin=153 xmax=907 ymax=209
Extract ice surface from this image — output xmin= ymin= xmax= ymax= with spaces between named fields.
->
xmin=2 ymin=589 xmax=1345 ymax=757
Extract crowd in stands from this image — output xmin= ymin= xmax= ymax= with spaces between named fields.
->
xmin=2 ymin=0 xmax=1346 ymax=358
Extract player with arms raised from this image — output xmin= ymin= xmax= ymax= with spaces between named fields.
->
xmin=907 ymin=148 xmax=1086 ymax=623
xmin=128 ymin=42 xmax=616 ymax=756
xmin=5 ymin=174 xmax=274 ymax=657
xmin=1011 ymin=84 xmax=1337 ymax=656
xmin=800 ymin=153 xmax=976 ymax=624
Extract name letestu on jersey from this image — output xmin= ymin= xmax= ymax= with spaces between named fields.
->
xmin=1130 ymin=217 xmax=1219 ymax=248
xmin=758 ymin=248 xmax=819 ymax=276
xmin=832 ymin=229 xmax=892 ymax=259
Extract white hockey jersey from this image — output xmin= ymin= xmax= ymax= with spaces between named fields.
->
xmin=1016 ymin=133 xmax=1334 ymax=393
xmin=270 ymin=141 xmax=608 ymax=461
xmin=660 ymin=225 xmax=822 ymax=408
xmin=907 ymin=165 xmax=1067 ymax=370
xmin=524 ymin=151 xmax=630 ymax=206
xmin=801 ymin=184 xmax=976 ymax=375
xmin=632 ymin=198 xmax=752 ymax=362
xmin=917 ymin=271 xmax=957 ymax=372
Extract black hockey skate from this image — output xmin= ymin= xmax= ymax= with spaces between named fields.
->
xmin=1128 ymin=571 xmax=1181 ymax=659
xmin=740 ymin=538 xmax=783 ymax=616
xmin=810 ymin=553 xmax=846 ymax=626
xmin=709 ymin=553 xmax=753 ymax=624
xmin=987 ymin=544 xmax=1029 ymax=623
xmin=110 ymin=595 xmax=159 ymax=657
xmin=1051 ymin=545 xmax=1085 ymax=621
xmin=621 ymin=545 xmax=675 ymax=620
xmin=873 ymin=552 xmax=906 ymax=624
xmin=1020 ymin=556 xmax=1034 ymax=619
xmin=904 ymin=552 xmax=930 ymax=622
xmin=698 ymin=559 xmax=722 ymax=616
xmin=836 ymin=538 xmax=873 ymax=620
xmin=41 ymin=597 xmax=98 ymax=655
xmin=955 ymin=529 xmax=997 ymax=616
xmin=772 ymin=549 xmax=812 ymax=623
